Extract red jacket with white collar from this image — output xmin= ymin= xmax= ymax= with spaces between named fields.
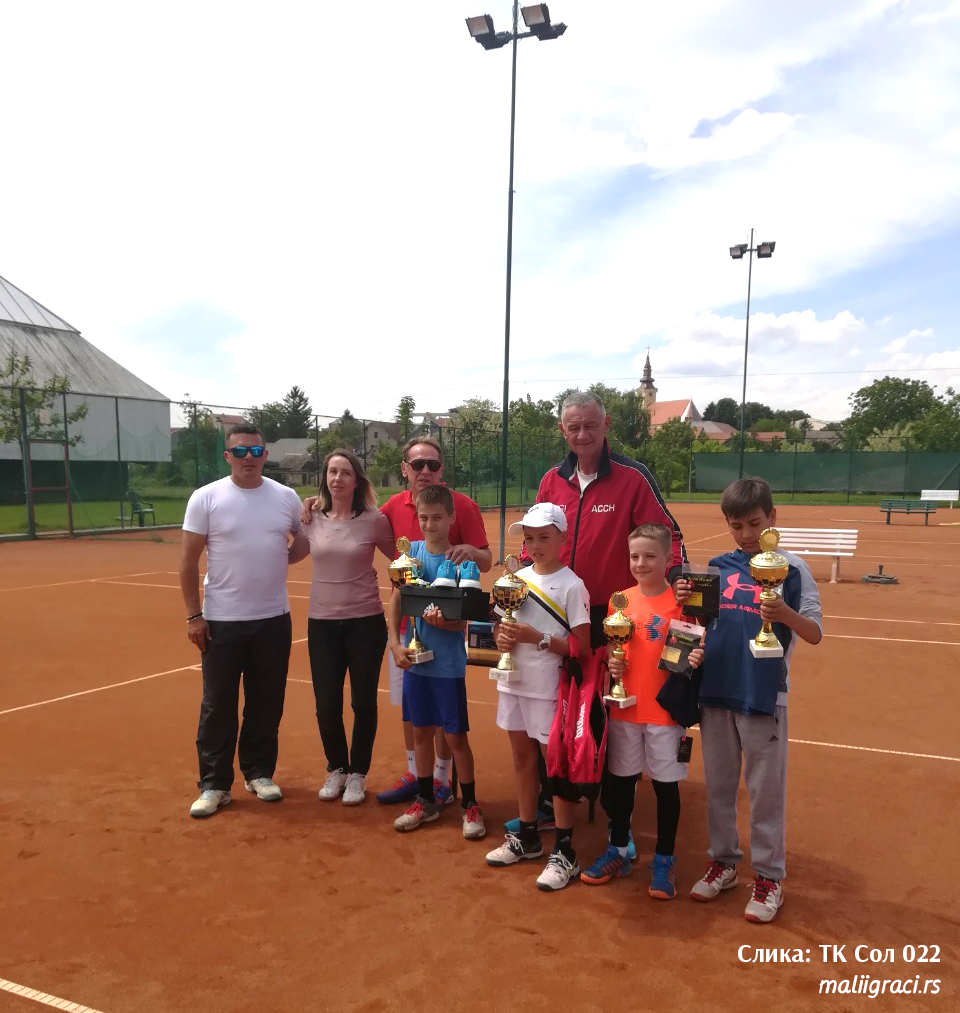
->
xmin=535 ymin=442 xmax=685 ymax=641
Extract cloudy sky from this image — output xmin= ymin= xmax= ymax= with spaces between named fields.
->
xmin=3 ymin=0 xmax=959 ymax=424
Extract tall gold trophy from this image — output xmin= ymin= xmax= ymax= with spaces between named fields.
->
xmin=748 ymin=528 xmax=790 ymax=659
xmin=388 ymin=536 xmax=433 ymax=664
xmin=603 ymin=592 xmax=636 ymax=708
xmin=489 ymin=555 xmax=528 ymax=683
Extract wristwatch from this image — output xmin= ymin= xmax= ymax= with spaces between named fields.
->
xmin=537 ymin=635 xmax=551 ymax=652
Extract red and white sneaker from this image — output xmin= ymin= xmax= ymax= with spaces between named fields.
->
xmin=461 ymin=804 xmax=486 ymax=840
xmin=744 ymin=876 xmax=784 ymax=923
xmin=393 ymin=799 xmax=440 ymax=832
xmin=376 ymin=771 xmax=418 ymax=805
xmin=690 ymin=861 xmax=738 ymax=902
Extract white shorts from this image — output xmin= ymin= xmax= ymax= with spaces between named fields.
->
xmin=607 ymin=721 xmax=688 ymax=782
xmin=496 ymin=692 xmax=556 ymax=745
xmin=388 ymin=652 xmax=404 ymax=706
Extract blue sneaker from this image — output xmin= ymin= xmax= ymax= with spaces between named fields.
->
xmin=581 ymin=845 xmax=633 ymax=885
xmin=376 ymin=771 xmax=418 ymax=805
xmin=649 ymin=853 xmax=677 ymax=900
xmin=434 ymin=779 xmax=455 ymax=806
xmin=432 ymin=560 xmax=458 ymax=587
xmin=503 ymin=804 xmax=555 ymax=834
xmin=459 ymin=561 xmax=481 ymax=588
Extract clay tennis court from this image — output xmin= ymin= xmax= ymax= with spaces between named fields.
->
xmin=2 ymin=502 xmax=958 ymax=1012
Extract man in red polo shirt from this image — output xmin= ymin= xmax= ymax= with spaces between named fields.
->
xmin=377 ymin=436 xmax=492 ymax=802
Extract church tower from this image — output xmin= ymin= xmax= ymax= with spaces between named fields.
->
xmin=638 ymin=350 xmax=657 ymax=411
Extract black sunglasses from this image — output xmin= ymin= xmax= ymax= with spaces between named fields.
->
xmin=228 ymin=445 xmax=266 ymax=459
xmin=407 ymin=458 xmax=441 ymax=473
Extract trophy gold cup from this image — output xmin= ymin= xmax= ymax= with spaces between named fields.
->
xmin=489 ymin=555 xmax=528 ymax=683
xmin=389 ymin=536 xmax=434 ymax=665
xmin=748 ymin=528 xmax=790 ymax=659
xmin=603 ymin=592 xmax=636 ymax=707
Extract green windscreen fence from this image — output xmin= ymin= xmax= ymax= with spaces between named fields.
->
xmin=693 ymin=451 xmax=960 ymax=495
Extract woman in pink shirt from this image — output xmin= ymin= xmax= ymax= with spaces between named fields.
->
xmin=290 ymin=449 xmax=395 ymax=805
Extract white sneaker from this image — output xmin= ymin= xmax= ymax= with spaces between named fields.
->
xmin=461 ymin=804 xmax=486 ymax=840
xmin=486 ymin=833 xmax=544 ymax=867
xmin=318 ymin=769 xmax=348 ymax=800
xmin=536 ymin=850 xmax=580 ymax=891
xmin=744 ymin=876 xmax=784 ymax=923
xmin=190 ymin=789 xmax=231 ymax=818
xmin=244 ymin=777 xmax=282 ymax=802
xmin=341 ymin=772 xmax=366 ymax=805
xmin=690 ymin=861 xmax=738 ymax=901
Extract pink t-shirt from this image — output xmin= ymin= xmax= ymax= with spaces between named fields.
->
xmin=302 ymin=509 xmax=395 ymax=620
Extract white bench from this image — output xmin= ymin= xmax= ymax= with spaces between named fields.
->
xmin=776 ymin=528 xmax=858 ymax=584
xmin=921 ymin=489 xmax=959 ymax=509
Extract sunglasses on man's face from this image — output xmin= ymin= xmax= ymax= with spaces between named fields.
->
xmin=407 ymin=458 xmax=441 ymax=473
xmin=227 ymin=445 xmax=266 ymax=459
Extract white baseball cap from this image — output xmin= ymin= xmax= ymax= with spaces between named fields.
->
xmin=508 ymin=502 xmax=567 ymax=534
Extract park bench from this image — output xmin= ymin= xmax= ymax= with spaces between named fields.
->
xmin=879 ymin=499 xmax=936 ymax=525
xmin=921 ymin=489 xmax=959 ymax=510
xmin=776 ymin=528 xmax=859 ymax=584
xmin=119 ymin=490 xmax=156 ymax=527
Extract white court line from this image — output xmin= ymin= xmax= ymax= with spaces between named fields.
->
xmin=0 ymin=665 xmax=201 ymax=717
xmin=0 ymin=978 xmax=106 ymax=1013
xmin=825 ymin=614 xmax=960 ymax=627
xmin=0 ymin=572 xmax=165 ymax=594
xmin=824 ymin=634 xmax=959 ymax=646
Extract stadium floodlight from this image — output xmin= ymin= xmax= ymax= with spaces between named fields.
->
xmin=468 ymin=2 xmax=568 ymax=563
xmin=466 ymin=14 xmax=513 ymax=49
xmin=521 ymin=4 xmax=567 ymax=39
xmin=729 ymin=229 xmax=777 ymax=478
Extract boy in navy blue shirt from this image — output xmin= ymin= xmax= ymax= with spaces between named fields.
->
xmin=690 ymin=478 xmax=822 ymax=923
xmin=387 ymin=485 xmax=486 ymax=841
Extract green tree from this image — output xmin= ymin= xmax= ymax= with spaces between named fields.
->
xmin=509 ymin=394 xmax=557 ymax=433
xmin=702 ymin=397 xmax=739 ymax=427
xmin=173 ymin=397 xmax=222 ymax=486
xmin=394 ymin=395 xmax=417 ymax=441
xmin=646 ymin=418 xmax=695 ymax=494
xmin=607 ymin=389 xmax=650 ymax=454
xmin=250 ymin=400 xmax=285 ymax=442
xmin=370 ymin=440 xmax=403 ymax=487
xmin=0 ymin=352 xmax=88 ymax=446
xmin=843 ymin=377 xmax=939 ymax=448
xmin=280 ymin=385 xmax=313 ymax=438
xmin=906 ymin=388 xmax=960 ymax=451
xmin=313 ymin=409 xmax=365 ymax=459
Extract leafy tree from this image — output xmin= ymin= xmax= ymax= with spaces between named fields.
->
xmin=174 ymin=397 xmax=221 ymax=486
xmin=906 ymin=388 xmax=960 ymax=451
xmin=370 ymin=440 xmax=403 ymax=487
xmin=394 ymin=395 xmax=418 ymax=440
xmin=280 ymin=385 xmax=313 ymax=438
xmin=607 ymin=389 xmax=650 ymax=454
xmin=509 ymin=394 xmax=557 ymax=433
xmin=645 ymin=418 xmax=695 ymax=494
xmin=450 ymin=398 xmax=500 ymax=438
xmin=0 ymin=352 xmax=88 ymax=446
xmin=702 ymin=398 xmax=739 ymax=427
xmin=312 ymin=408 xmax=364 ymax=459
xmin=250 ymin=400 xmax=285 ymax=442
xmin=844 ymin=377 xmax=939 ymax=448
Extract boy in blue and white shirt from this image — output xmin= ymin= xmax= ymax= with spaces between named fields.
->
xmin=689 ymin=478 xmax=822 ymax=923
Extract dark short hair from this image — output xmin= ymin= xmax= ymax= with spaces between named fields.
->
xmin=226 ymin=423 xmax=262 ymax=439
xmin=403 ymin=435 xmax=444 ymax=464
xmin=721 ymin=477 xmax=774 ymax=519
xmin=317 ymin=448 xmax=377 ymax=516
xmin=628 ymin=523 xmax=672 ymax=554
xmin=416 ymin=484 xmax=454 ymax=515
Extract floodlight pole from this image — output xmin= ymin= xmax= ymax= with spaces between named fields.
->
xmin=498 ymin=0 xmax=520 ymax=565
xmin=738 ymin=228 xmax=754 ymax=479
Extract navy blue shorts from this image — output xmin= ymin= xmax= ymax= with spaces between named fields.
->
xmin=402 ymin=672 xmax=469 ymax=734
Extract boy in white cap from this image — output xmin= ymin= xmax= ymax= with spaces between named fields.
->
xmin=485 ymin=502 xmax=591 ymax=891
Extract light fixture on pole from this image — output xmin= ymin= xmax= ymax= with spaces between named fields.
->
xmin=729 ymin=229 xmax=776 ymax=478
xmin=466 ymin=2 xmax=567 ymax=563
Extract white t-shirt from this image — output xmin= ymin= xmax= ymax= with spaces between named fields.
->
xmin=577 ymin=470 xmax=597 ymax=492
xmin=182 ymin=476 xmax=302 ymax=621
xmin=495 ymin=565 xmax=590 ymax=700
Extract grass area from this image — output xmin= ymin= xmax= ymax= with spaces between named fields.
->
xmin=0 ymin=487 xmax=941 ymax=536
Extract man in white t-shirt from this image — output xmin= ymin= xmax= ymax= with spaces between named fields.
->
xmin=179 ymin=424 xmax=303 ymax=819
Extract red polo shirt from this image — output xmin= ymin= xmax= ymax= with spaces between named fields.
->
xmin=380 ymin=488 xmax=489 ymax=553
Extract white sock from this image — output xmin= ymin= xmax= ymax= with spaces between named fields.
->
xmin=433 ymin=757 xmax=451 ymax=786
xmin=406 ymin=751 xmax=417 ymax=776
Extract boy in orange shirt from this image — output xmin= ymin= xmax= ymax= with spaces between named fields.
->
xmin=581 ymin=523 xmax=703 ymax=899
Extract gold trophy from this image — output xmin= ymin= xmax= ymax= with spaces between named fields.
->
xmin=489 ymin=555 xmax=528 ymax=683
xmin=603 ymin=592 xmax=636 ymax=708
xmin=748 ymin=528 xmax=790 ymax=659
xmin=389 ymin=537 xmax=433 ymax=664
